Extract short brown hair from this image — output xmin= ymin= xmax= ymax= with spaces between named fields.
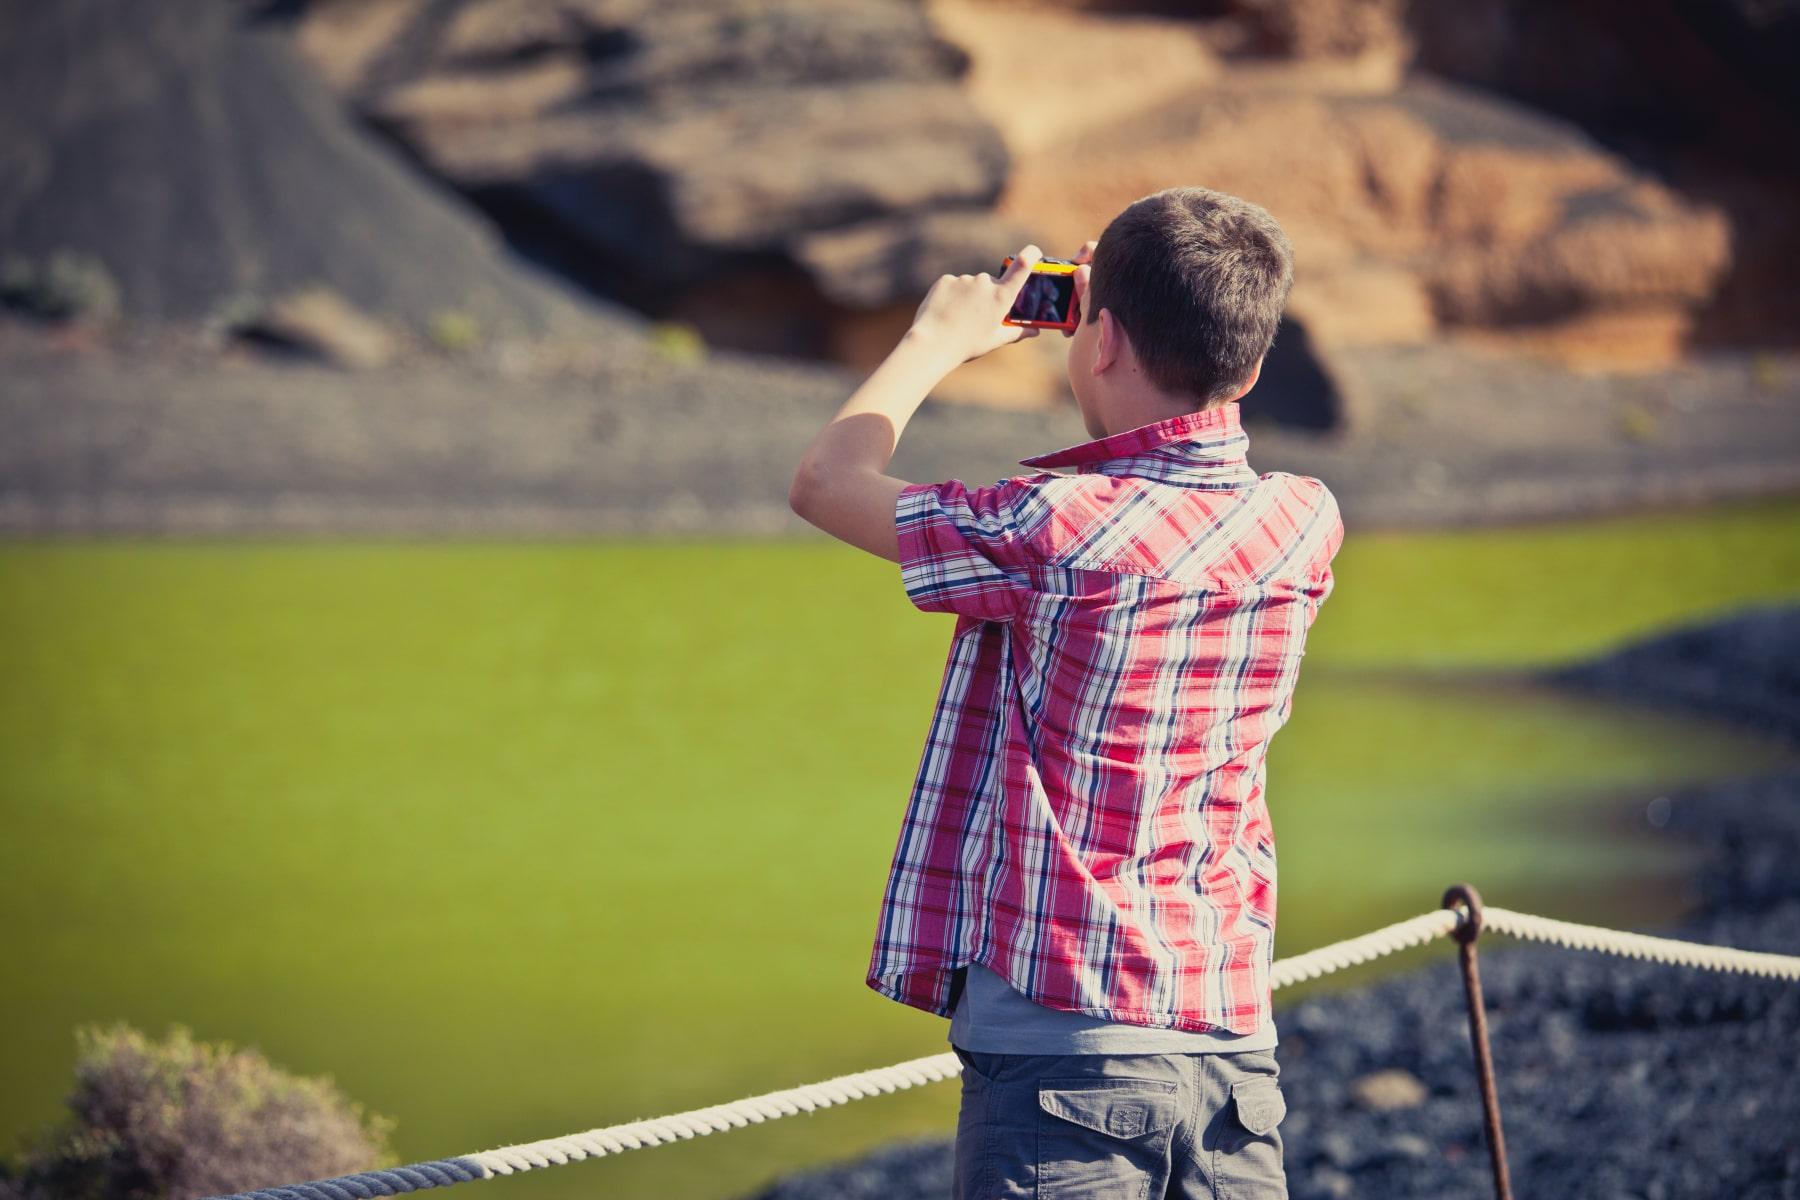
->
xmin=1084 ymin=186 xmax=1294 ymax=406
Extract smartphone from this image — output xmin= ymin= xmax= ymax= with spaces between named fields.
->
xmin=1000 ymin=256 xmax=1081 ymax=332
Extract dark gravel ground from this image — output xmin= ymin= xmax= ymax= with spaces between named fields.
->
xmin=3 ymin=320 xmax=1798 ymax=537
xmin=1545 ymin=600 xmax=1800 ymax=748
xmin=744 ymin=607 xmax=1800 ymax=1200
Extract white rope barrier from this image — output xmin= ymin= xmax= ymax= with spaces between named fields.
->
xmin=1483 ymin=905 xmax=1800 ymax=980
xmin=1270 ymin=908 xmax=1462 ymax=988
xmin=465 ymin=1054 xmax=967 ymax=1178
xmin=212 ymin=902 xmax=1800 ymax=1200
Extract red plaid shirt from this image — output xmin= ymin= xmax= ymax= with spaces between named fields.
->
xmin=867 ymin=400 xmax=1343 ymax=1035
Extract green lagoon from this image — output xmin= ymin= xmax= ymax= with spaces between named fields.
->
xmin=4 ymin=494 xmax=1798 ymax=1200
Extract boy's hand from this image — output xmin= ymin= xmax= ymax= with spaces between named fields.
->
xmin=1063 ymin=238 xmax=1096 ymax=338
xmin=906 ymin=244 xmax=1046 ymax=367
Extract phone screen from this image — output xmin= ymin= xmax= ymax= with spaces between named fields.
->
xmin=1007 ymin=271 xmax=1075 ymax=323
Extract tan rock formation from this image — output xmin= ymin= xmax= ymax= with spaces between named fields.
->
xmin=295 ymin=0 xmax=1017 ymax=313
xmin=936 ymin=0 xmax=1735 ymax=394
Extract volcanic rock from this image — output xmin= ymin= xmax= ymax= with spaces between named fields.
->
xmin=297 ymin=0 xmax=1017 ymax=305
xmin=0 ymin=0 xmax=629 ymax=339
xmin=1543 ymin=601 xmax=1800 ymax=749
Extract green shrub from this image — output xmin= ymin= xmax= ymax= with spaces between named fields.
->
xmin=427 ymin=310 xmax=481 ymax=353
xmin=649 ymin=320 xmax=706 ymax=364
xmin=0 ymin=1023 xmax=395 ymax=1200
xmin=1749 ymin=352 xmax=1780 ymax=393
xmin=1617 ymin=401 xmax=1660 ymax=442
xmin=0 ymin=251 xmax=121 ymax=322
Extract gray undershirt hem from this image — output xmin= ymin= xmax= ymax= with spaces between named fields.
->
xmin=948 ymin=960 xmax=1278 ymax=1055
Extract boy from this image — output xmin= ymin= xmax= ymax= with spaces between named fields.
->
xmin=789 ymin=186 xmax=1342 ymax=1199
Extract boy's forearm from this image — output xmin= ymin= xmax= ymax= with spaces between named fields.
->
xmin=793 ymin=330 xmax=959 ymax=485
xmin=788 ymin=258 xmax=1036 ymax=558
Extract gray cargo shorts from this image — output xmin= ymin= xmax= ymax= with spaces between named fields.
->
xmin=950 ymin=1044 xmax=1288 ymax=1199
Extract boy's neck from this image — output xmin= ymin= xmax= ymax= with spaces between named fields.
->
xmin=1090 ymin=393 xmax=1228 ymax=440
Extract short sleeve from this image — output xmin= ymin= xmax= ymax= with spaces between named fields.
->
xmin=1309 ymin=484 xmax=1344 ymax=606
xmin=1311 ymin=560 xmax=1337 ymax=606
xmin=895 ymin=476 xmax=1039 ymax=621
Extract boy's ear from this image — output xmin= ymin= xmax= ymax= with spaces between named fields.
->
xmin=1238 ymin=356 xmax=1264 ymax=395
xmin=1092 ymin=307 xmax=1121 ymax=374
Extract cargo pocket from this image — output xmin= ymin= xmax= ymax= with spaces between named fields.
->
xmin=1216 ymin=1077 xmax=1288 ymax=1200
xmin=1036 ymin=1077 xmax=1180 ymax=1200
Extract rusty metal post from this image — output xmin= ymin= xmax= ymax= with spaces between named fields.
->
xmin=1443 ymin=883 xmax=1513 ymax=1200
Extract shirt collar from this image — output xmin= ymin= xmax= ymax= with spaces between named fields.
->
xmin=1018 ymin=401 xmax=1256 ymax=486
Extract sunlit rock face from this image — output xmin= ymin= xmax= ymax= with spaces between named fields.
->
xmin=1405 ymin=0 xmax=1800 ymax=348
xmin=295 ymin=0 xmax=1030 ymax=325
xmin=279 ymin=0 xmax=1789 ymax=422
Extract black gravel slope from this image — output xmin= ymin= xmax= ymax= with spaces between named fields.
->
xmin=1545 ymin=600 xmax=1800 ymax=749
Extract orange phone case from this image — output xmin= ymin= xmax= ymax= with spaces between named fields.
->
xmin=1000 ymin=256 xmax=1081 ymax=332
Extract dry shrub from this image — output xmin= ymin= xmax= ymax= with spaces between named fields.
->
xmin=0 ymin=1023 xmax=395 ymax=1200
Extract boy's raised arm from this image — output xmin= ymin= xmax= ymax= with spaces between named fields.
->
xmin=788 ymin=245 xmax=1046 ymax=563
xmin=786 ymin=332 xmax=953 ymax=563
